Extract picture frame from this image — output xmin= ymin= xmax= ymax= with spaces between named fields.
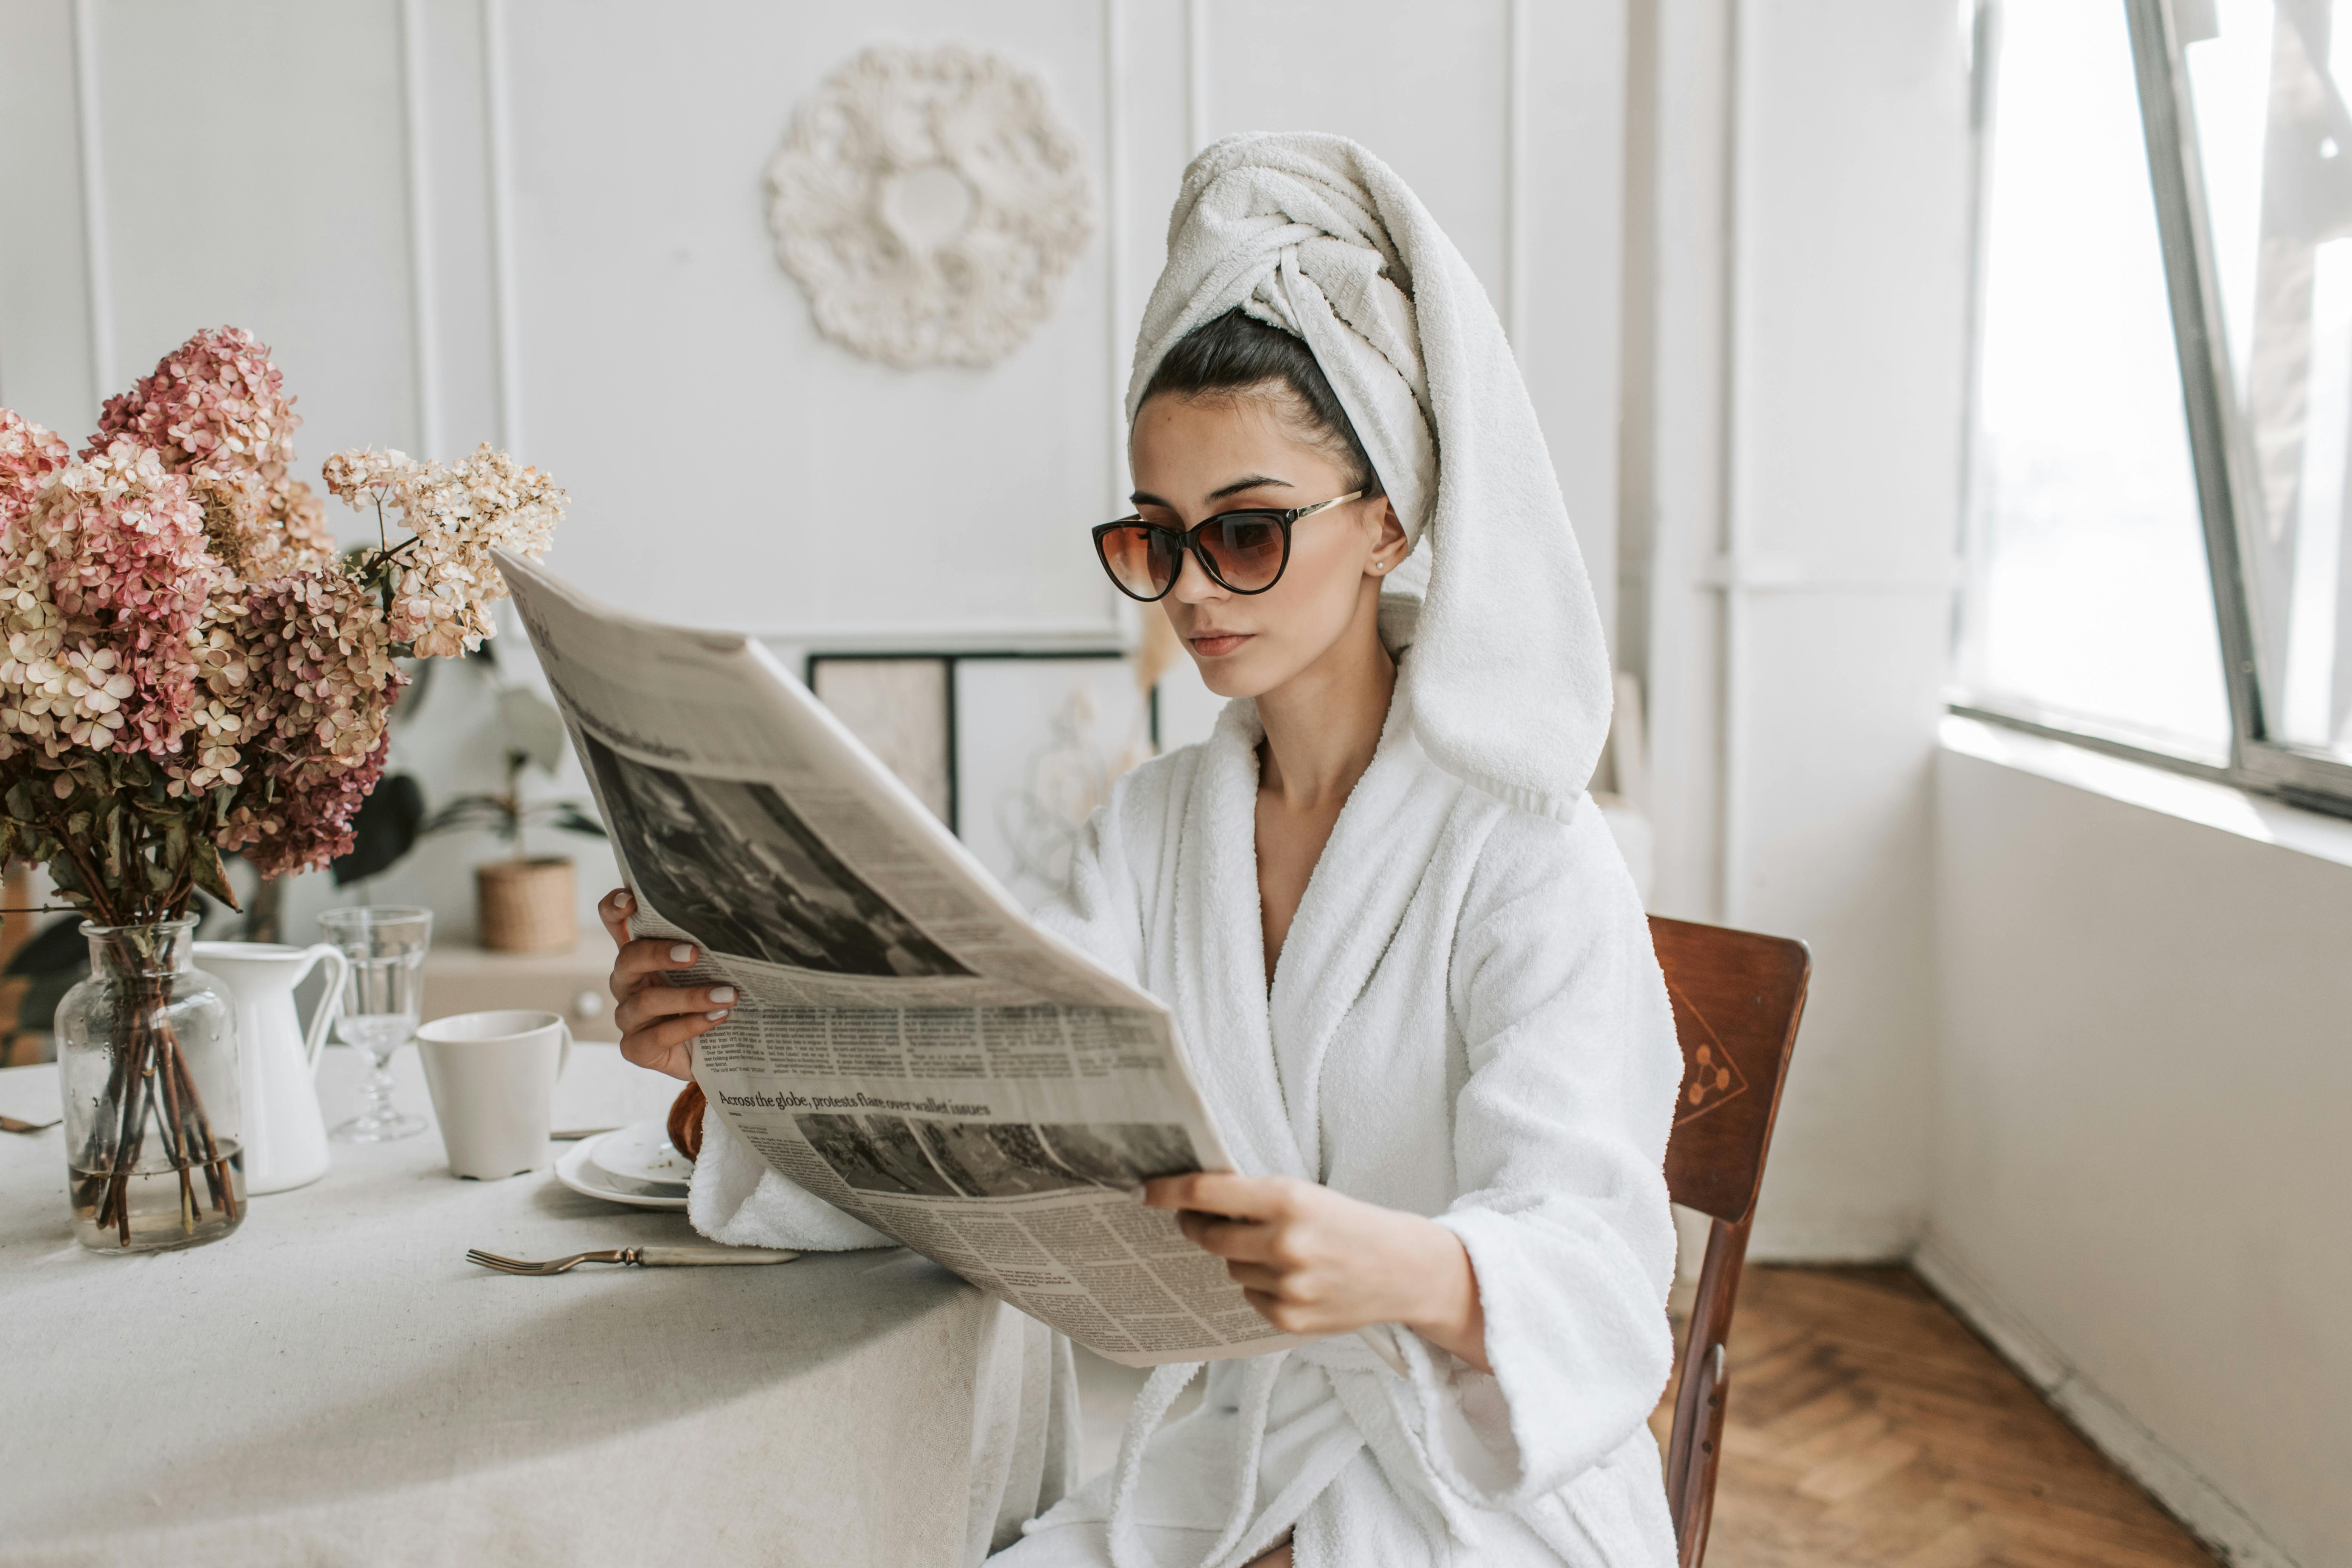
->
xmin=806 ymin=651 xmax=1160 ymax=907
xmin=805 ymin=656 xmax=954 ymax=824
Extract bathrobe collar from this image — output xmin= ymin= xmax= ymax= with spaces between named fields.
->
xmin=1184 ymin=675 xmax=1464 ymax=1182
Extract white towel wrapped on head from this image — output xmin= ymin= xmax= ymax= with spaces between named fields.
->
xmin=1129 ymin=132 xmax=1614 ymax=820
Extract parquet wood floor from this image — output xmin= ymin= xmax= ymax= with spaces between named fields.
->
xmin=1649 ymin=1267 xmax=2218 ymax=1568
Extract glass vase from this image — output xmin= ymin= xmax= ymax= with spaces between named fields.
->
xmin=57 ymin=917 xmax=245 ymax=1252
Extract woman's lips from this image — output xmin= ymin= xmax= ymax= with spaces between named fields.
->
xmin=1189 ymin=631 xmax=1251 ymax=657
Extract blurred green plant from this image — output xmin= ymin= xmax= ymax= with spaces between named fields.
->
xmin=421 ymin=685 xmax=605 ymax=858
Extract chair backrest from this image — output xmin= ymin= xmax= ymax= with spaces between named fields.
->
xmin=1649 ymin=915 xmax=1809 ymax=1568
xmin=1654 ymin=916 xmax=1808 ymax=1223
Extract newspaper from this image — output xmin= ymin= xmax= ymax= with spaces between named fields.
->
xmin=497 ymin=552 xmax=1297 ymax=1367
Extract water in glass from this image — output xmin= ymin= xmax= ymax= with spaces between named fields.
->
xmin=318 ymin=906 xmax=433 ymax=1142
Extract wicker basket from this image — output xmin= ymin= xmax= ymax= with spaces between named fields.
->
xmin=475 ymin=857 xmax=578 ymax=954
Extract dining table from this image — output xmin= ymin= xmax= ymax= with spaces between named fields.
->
xmin=0 ymin=1042 xmax=1076 ymax=1566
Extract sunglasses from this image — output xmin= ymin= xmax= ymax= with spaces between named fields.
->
xmin=1091 ymin=492 xmax=1365 ymax=602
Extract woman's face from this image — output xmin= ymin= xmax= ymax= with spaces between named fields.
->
xmin=1127 ymin=390 xmax=1404 ymax=700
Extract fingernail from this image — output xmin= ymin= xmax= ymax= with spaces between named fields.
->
xmin=706 ymin=1009 xmax=730 ymax=1021
xmin=617 ymin=892 xmax=634 ymax=909
xmin=670 ymin=943 xmax=695 ymax=963
xmin=708 ymin=985 xmax=736 ymax=1004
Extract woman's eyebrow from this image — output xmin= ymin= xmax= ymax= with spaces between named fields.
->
xmin=1127 ymin=475 xmax=1295 ymax=510
xmin=1209 ymin=474 xmax=1292 ymax=500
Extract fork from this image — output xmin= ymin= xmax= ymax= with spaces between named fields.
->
xmin=466 ymin=1245 xmax=798 ymax=1275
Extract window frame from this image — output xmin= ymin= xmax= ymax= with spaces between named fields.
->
xmin=1955 ymin=0 xmax=2352 ymax=816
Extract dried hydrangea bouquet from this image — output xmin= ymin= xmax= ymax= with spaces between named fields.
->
xmin=0 ymin=326 xmax=566 ymax=1249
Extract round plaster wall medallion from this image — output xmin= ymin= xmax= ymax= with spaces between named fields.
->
xmin=767 ymin=44 xmax=1095 ymax=369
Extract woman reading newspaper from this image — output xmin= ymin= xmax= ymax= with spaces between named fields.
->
xmin=604 ymin=135 xmax=1681 ymax=1568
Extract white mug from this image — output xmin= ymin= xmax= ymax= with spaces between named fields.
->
xmin=415 ymin=1010 xmax=574 ymax=1180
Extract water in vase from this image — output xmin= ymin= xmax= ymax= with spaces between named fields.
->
xmin=70 ymin=1139 xmax=246 ymax=1252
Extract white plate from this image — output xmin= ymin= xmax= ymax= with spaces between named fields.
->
xmin=555 ymin=1135 xmax=689 ymax=1211
xmin=589 ymin=1119 xmax=695 ymax=1189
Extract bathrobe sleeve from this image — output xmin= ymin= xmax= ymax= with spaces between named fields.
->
xmin=1407 ymin=799 xmax=1682 ymax=1507
xmin=686 ymin=1104 xmax=896 ymax=1250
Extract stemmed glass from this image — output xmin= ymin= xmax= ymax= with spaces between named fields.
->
xmin=318 ymin=906 xmax=433 ymax=1142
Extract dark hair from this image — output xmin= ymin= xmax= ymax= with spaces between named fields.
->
xmin=1138 ymin=308 xmax=1384 ymax=497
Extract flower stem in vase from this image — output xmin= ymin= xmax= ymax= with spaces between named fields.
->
xmin=68 ymin=1041 xmax=135 ymax=1216
xmin=163 ymin=1016 xmax=238 ymax=1223
xmin=99 ymin=1029 xmax=154 ymax=1245
xmin=148 ymin=1012 xmax=203 ymax=1232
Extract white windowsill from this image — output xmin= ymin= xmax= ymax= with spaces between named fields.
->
xmin=1940 ymin=713 xmax=2352 ymax=873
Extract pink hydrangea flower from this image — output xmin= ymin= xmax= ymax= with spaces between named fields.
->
xmin=92 ymin=325 xmax=299 ymax=482
xmin=92 ymin=326 xmax=334 ymax=578
xmin=218 ymin=731 xmax=391 ymax=879
xmin=0 ymin=440 xmax=210 ymax=761
xmin=242 ymin=566 xmax=399 ymax=770
xmin=0 ymin=410 xmax=69 ymax=527
xmin=200 ymin=566 xmax=404 ymax=874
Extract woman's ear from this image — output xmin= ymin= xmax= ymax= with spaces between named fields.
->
xmin=1369 ymin=498 xmax=1407 ymax=574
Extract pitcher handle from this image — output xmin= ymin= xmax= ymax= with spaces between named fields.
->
xmin=291 ymin=943 xmax=351 ymax=1075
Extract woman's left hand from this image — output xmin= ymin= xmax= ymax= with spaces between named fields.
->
xmin=1144 ymin=1172 xmax=1490 ymax=1372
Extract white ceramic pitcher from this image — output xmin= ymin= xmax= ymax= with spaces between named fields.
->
xmin=192 ymin=941 xmax=349 ymax=1194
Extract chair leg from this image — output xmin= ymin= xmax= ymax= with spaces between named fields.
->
xmin=1665 ymin=1211 xmax=1753 ymax=1568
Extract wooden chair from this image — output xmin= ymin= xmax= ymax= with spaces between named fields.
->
xmin=1651 ymin=914 xmax=1810 ymax=1568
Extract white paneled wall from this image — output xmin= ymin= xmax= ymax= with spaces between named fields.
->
xmin=499 ymin=0 xmax=1120 ymax=640
xmin=1636 ymin=0 xmax=1969 ymax=1259
xmin=0 ymin=0 xmax=2026 ymax=1294
xmin=0 ymin=0 xmax=1629 ymax=937
xmin=0 ymin=0 xmax=1626 ymax=647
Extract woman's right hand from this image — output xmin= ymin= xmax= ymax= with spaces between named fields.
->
xmin=598 ymin=887 xmax=734 ymax=1081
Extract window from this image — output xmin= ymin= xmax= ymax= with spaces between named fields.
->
xmin=1959 ymin=0 xmax=2232 ymax=758
xmin=1956 ymin=0 xmax=2352 ymax=811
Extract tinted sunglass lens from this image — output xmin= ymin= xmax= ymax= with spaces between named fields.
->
xmin=1202 ymin=516 xmax=1286 ymax=590
xmin=1099 ymin=525 xmax=1177 ymax=599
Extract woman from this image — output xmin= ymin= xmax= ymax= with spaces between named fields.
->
xmin=602 ymin=134 xmax=1682 ymax=1568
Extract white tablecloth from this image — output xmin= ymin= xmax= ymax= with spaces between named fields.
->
xmin=0 ymin=1045 xmax=1074 ymax=1566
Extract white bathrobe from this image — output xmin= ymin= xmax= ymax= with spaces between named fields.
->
xmin=686 ymin=129 xmax=1670 ymax=1568
xmin=985 ymin=676 xmax=1683 ymax=1568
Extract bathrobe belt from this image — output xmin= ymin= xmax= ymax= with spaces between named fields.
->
xmin=1105 ymin=1337 xmax=1427 ymax=1568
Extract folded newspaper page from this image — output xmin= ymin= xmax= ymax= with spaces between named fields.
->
xmin=497 ymin=551 xmax=1297 ymax=1367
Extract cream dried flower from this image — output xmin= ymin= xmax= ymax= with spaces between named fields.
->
xmin=321 ymin=447 xmax=419 ymax=505
xmin=327 ymin=443 xmax=567 ymax=656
